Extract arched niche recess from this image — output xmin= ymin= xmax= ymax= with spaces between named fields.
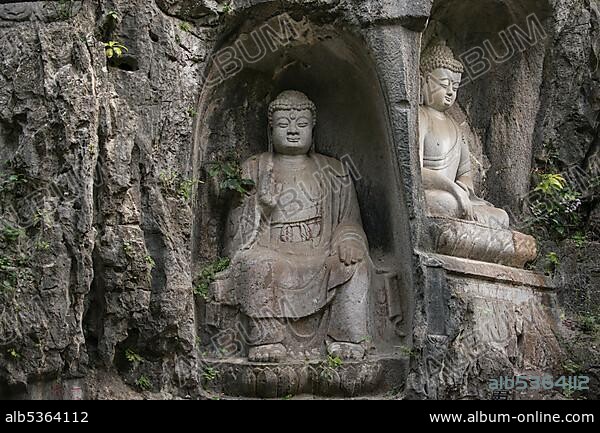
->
xmin=423 ymin=0 xmax=552 ymax=217
xmin=191 ymin=11 xmax=414 ymax=352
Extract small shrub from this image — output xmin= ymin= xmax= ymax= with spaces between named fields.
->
xmin=202 ymin=366 xmax=219 ymax=381
xmin=194 ymin=257 xmax=230 ymax=299
xmin=125 ymin=349 xmax=145 ymax=364
xmin=1 ymin=226 xmax=25 ymax=242
xmin=33 ymin=240 xmax=49 ymax=251
xmin=327 ymin=355 xmax=343 ymax=369
xmin=122 ymin=241 xmax=135 ymax=257
xmin=178 ymin=179 xmax=196 ymax=202
xmin=577 ymin=314 xmax=600 ymax=334
xmin=534 ymin=173 xmax=566 ymax=194
xmin=397 ymin=345 xmax=417 ymax=358
xmin=144 ymin=255 xmax=155 ymax=270
xmin=571 ymin=232 xmax=588 ymax=248
xmin=0 ymin=173 xmax=27 ymax=195
xmin=7 ymin=348 xmax=20 ymax=359
xmin=104 ymin=41 xmax=128 ymax=59
xmin=544 ymin=252 xmax=559 ymax=275
xmin=562 ymin=359 xmax=581 ymax=374
xmin=219 ymin=2 xmax=233 ymax=15
xmin=135 ymin=375 xmax=152 ymax=391
xmin=159 ymin=170 xmax=199 ymax=203
xmin=546 ymin=252 xmax=560 ymax=266
xmin=0 ymin=256 xmax=17 ymax=293
xmin=526 ymin=171 xmax=584 ymax=238
xmin=207 ymin=160 xmax=255 ymax=195
xmin=106 ymin=10 xmax=120 ymax=22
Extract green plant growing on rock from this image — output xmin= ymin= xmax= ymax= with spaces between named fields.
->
xmin=1 ymin=225 xmax=25 ymax=243
xmin=179 ymin=22 xmax=191 ymax=32
xmin=571 ymin=232 xmax=588 ymax=248
xmin=562 ymin=384 xmax=576 ymax=399
xmin=144 ymin=255 xmax=155 ymax=271
xmin=122 ymin=241 xmax=135 ymax=258
xmin=188 ymin=107 xmax=198 ymax=118
xmin=396 ymin=345 xmax=417 ymax=358
xmin=33 ymin=209 xmax=53 ymax=228
xmin=577 ymin=313 xmax=600 ymax=335
xmin=135 ymin=375 xmax=152 ymax=391
xmin=7 ymin=348 xmax=20 ymax=359
xmin=35 ymin=241 xmax=50 ymax=251
xmin=327 ymin=355 xmax=343 ymax=369
xmin=100 ymin=10 xmax=121 ymax=42
xmin=562 ymin=359 xmax=582 ymax=374
xmin=104 ymin=41 xmax=128 ymax=59
xmin=535 ymin=173 xmax=566 ymax=194
xmin=194 ymin=258 xmax=230 ymax=300
xmin=544 ymin=251 xmax=560 ymax=275
xmin=202 ymin=366 xmax=219 ymax=381
xmin=527 ymin=171 xmax=583 ymax=238
xmin=207 ymin=160 xmax=255 ymax=196
xmin=159 ymin=170 xmax=199 ymax=203
xmin=218 ymin=1 xmax=233 ymax=15
xmin=0 ymin=256 xmax=18 ymax=293
xmin=178 ymin=179 xmax=197 ymax=202
xmin=0 ymin=173 xmax=27 ymax=195
xmin=125 ymin=349 xmax=145 ymax=364
xmin=317 ymin=355 xmax=345 ymax=382
xmin=106 ymin=10 xmax=120 ymax=23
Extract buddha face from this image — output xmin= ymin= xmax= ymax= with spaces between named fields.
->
xmin=271 ymin=109 xmax=314 ymax=156
xmin=422 ymin=68 xmax=462 ymax=112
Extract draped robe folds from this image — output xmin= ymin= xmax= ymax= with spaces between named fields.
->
xmin=419 ymin=106 xmax=509 ymax=229
xmin=223 ymin=152 xmax=369 ymax=320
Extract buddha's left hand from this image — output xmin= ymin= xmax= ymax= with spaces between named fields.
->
xmin=338 ymin=240 xmax=365 ymax=266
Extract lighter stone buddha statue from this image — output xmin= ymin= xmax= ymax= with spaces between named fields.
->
xmin=217 ymin=91 xmax=371 ymax=362
xmin=419 ymin=44 xmax=509 ymax=229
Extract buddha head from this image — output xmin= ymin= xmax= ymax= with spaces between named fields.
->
xmin=420 ymin=43 xmax=464 ymax=112
xmin=268 ymin=90 xmax=317 ymax=156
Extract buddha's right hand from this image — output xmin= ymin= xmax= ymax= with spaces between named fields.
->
xmin=455 ymin=187 xmax=474 ymax=221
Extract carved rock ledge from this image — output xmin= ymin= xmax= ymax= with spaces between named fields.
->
xmin=200 ymin=356 xmax=408 ymax=398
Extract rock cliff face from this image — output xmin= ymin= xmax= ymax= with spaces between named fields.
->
xmin=0 ymin=0 xmax=597 ymax=399
xmin=0 ymin=0 xmax=207 ymax=398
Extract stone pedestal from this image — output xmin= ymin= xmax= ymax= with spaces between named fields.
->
xmin=200 ymin=356 xmax=408 ymax=398
xmin=409 ymin=253 xmax=562 ymax=399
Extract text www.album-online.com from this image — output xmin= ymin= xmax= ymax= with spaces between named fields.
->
xmin=429 ymin=412 xmax=595 ymax=423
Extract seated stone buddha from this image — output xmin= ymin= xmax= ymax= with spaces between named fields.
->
xmin=419 ymin=43 xmax=509 ymax=229
xmin=215 ymin=90 xmax=372 ymax=363
xmin=418 ymin=44 xmax=537 ymax=268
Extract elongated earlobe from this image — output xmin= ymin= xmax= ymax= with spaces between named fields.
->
xmin=267 ymin=126 xmax=273 ymax=153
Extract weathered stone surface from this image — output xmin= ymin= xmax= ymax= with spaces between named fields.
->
xmin=155 ymin=0 xmax=218 ymax=20
xmin=407 ymin=254 xmax=561 ymax=399
xmin=201 ymin=356 xmax=407 ymax=398
xmin=0 ymin=0 xmax=596 ymax=400
xmin=0 ymin=1 xmax=83 ymax=23
xmin=427 ymin=217 xmax=538 ymax=268
xmin=0 ymin=0 xmax=205 ymax=397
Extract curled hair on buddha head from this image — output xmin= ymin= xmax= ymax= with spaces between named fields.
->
xmin=420 ymin=41 xmax=465 ymax=75
xmin=268 ymin=90 xmax=317 ymax=126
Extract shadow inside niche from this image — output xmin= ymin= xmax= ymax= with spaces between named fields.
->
xmin=192 ymin=20 xmax=415 ymax=354
xmin=108 ymin=55 xmax=140 ymax=72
